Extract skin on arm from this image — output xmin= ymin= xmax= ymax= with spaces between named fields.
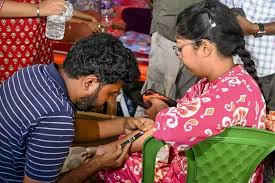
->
xmin=23 ymin=144 xmax=132 ymax=183
xmin=82 ymin=118 xmax=155 ymax=160
xmin=93 ymin=117 xmax=126 ymax=139
xmin=89 ymin=128 xmax=154 ymax=156
xmin=22 ymin=115 xmax=150 ymax=183
xmin=145 ymin=98 xmax=169 ymax=120
xmin=95 ymin=117 xmax=154 ymax=152
xmin=74 ymin=117 xmax=153 ymax=143
xmin=236 ymin=15 xmax=275 ymax=35
xmin=89 ymin=117 xmax=153 ymax=139
xmin=0 ymin=0 xmax=65 ymax=17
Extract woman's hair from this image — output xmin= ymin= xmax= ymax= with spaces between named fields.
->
xmin=62 ymin=33 xmax=140 ymax=84
xmin=176 ymin=1 xmax=267 ymax=107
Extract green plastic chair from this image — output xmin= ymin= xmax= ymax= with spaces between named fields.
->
xmin=142 ymin=127 xmax=275 ymax=183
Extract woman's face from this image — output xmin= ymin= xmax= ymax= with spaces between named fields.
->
xmin=175 ymin=38 xmax=203 ymax=76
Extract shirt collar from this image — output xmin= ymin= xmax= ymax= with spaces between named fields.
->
xmin=46 ymin=63 xmax=76 ymax=111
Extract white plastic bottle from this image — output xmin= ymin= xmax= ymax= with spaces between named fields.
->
xmin=45 ymin=1 xmax=73 ymax=40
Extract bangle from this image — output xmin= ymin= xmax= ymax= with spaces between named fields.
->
xmin=0 ymin=0 xmax=5 ymax=10
xmin=36 ymin=4 xmax=40 ymax=17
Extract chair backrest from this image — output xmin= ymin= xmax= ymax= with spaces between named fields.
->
xmin=142 ymin=127 xmax=275 ymax=183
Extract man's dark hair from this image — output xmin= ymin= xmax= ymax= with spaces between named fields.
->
xmin=62 ymin=33 xmax=140 ymax=84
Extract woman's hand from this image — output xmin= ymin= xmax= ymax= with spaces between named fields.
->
xmin=124 ymin=117 xmax=154 ymax=134
xmin=145 ymin=98 xmax=168 ymax=120
xmin=39 ymin=0 xmax=66 ymax=17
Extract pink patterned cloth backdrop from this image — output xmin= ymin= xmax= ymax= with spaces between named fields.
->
xmin=98 ymin=65 xmax=266 ymax=183
xmin=0 ymin=0 xmax=52 ymax=84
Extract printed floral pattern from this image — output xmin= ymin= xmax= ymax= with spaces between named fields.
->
xmin=0 ymin=0 xmax=52 ymax=84
xmin=99 ymin=65 xmax=266 ymax=183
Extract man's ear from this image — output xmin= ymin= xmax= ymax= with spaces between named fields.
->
xmin=199 ymin=39 xmax=213 ymax=57
xmin=82 ymin=75 xmax=99 ymax=92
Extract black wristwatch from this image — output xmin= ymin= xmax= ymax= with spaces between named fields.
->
xmin=254 ymin=23 xmax=266 ymax=38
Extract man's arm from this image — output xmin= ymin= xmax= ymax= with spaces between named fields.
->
xmin=265 ymin=23 xmax=275 ymax=35
xmin=23 ymin=144 xmax=131 ymax=183
xmin=0 ymin=0 xmax=65 ymax=18
xmin=236 ymin=15 xmax=275 ymax=35
xmin=75 ymin=117 xmax=154 ymax=142
xmin=23 ymin=113 xmax=75 ymax=183
xmin=89 ymin=128 xmax=154 ymax=155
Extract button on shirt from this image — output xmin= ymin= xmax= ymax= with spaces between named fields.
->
xmin=220 ymin=0 xmax=275 ymax=77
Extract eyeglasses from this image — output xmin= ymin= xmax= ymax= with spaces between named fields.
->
xmin=173 ymin=40 xmax=201 ymax=56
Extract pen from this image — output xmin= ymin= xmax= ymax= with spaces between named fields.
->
xmin=121 ymin=131 xmax=145 ymax=148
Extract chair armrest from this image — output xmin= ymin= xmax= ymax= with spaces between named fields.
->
xmin=142 ymin=136 xmax=166 ymax=183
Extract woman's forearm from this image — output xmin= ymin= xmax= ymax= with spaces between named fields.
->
xmin=0 ymin=0 xmax=65 ymax=18
xmin=0 ymin=0 xmax=37 ymax=17
xmin=109 ymin=129 xmax=154 ymax=152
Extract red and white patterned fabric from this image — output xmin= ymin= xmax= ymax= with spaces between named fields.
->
xmin=0 ymin=0 xmax=52 ymax=84
xmin=98 ymin=65 xmax=266 ymax=183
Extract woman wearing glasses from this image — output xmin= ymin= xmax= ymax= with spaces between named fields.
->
xmin=92 ymin=1 xmax=266 ymax=182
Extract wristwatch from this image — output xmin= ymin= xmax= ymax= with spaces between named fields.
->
xmin=254 ymin=23 xmax=266 ymax=37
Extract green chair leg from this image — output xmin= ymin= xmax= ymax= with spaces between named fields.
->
xmin=142 ymin=136 xmax=166 ymax=183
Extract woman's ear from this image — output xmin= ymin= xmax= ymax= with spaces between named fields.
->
xmin=199 ymin=39 xmax=213 ymax=57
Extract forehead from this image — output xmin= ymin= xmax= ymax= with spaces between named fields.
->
xmin=176 ymin=37 xmax=190 ymax=44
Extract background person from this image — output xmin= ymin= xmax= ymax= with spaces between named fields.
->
xmin=0 ymin=0 xmax=99 ymax=84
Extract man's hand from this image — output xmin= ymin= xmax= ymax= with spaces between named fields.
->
xmin=145 ymin=98 xmax=168 ymax=120
xmin=91 ymin=144 xmax=130 ymax=169
xmin=82 ymin=147 xmax=98 ymax=164
xmin=236 ymin=15 xmax=258 ymax=35
xmin=124 ymin=117 xmax=154 ymax=134
xmin=95 ymin=143 xmax=117 ymax=156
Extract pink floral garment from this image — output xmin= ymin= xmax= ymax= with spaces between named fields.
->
xmin=98 ymin=65 xmax=266 ymax=183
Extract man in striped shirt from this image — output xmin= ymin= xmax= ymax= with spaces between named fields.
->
xmin=0 ymin=33 xmax=153 ymax=183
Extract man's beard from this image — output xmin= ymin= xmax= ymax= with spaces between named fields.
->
xmin=74 ymin=85 xmax=101 ymax=111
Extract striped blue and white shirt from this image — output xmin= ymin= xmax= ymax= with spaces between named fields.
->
xmin=0 ymin=63 xmax=75 ymax=182
xmin=220 ymin=0 xmax=275 ymax=77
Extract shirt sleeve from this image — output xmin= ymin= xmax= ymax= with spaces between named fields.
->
xmin=153 ymin=79 xmax=251 ymax=151
xmin=25 ymin=112 xmax=74 ymax=182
